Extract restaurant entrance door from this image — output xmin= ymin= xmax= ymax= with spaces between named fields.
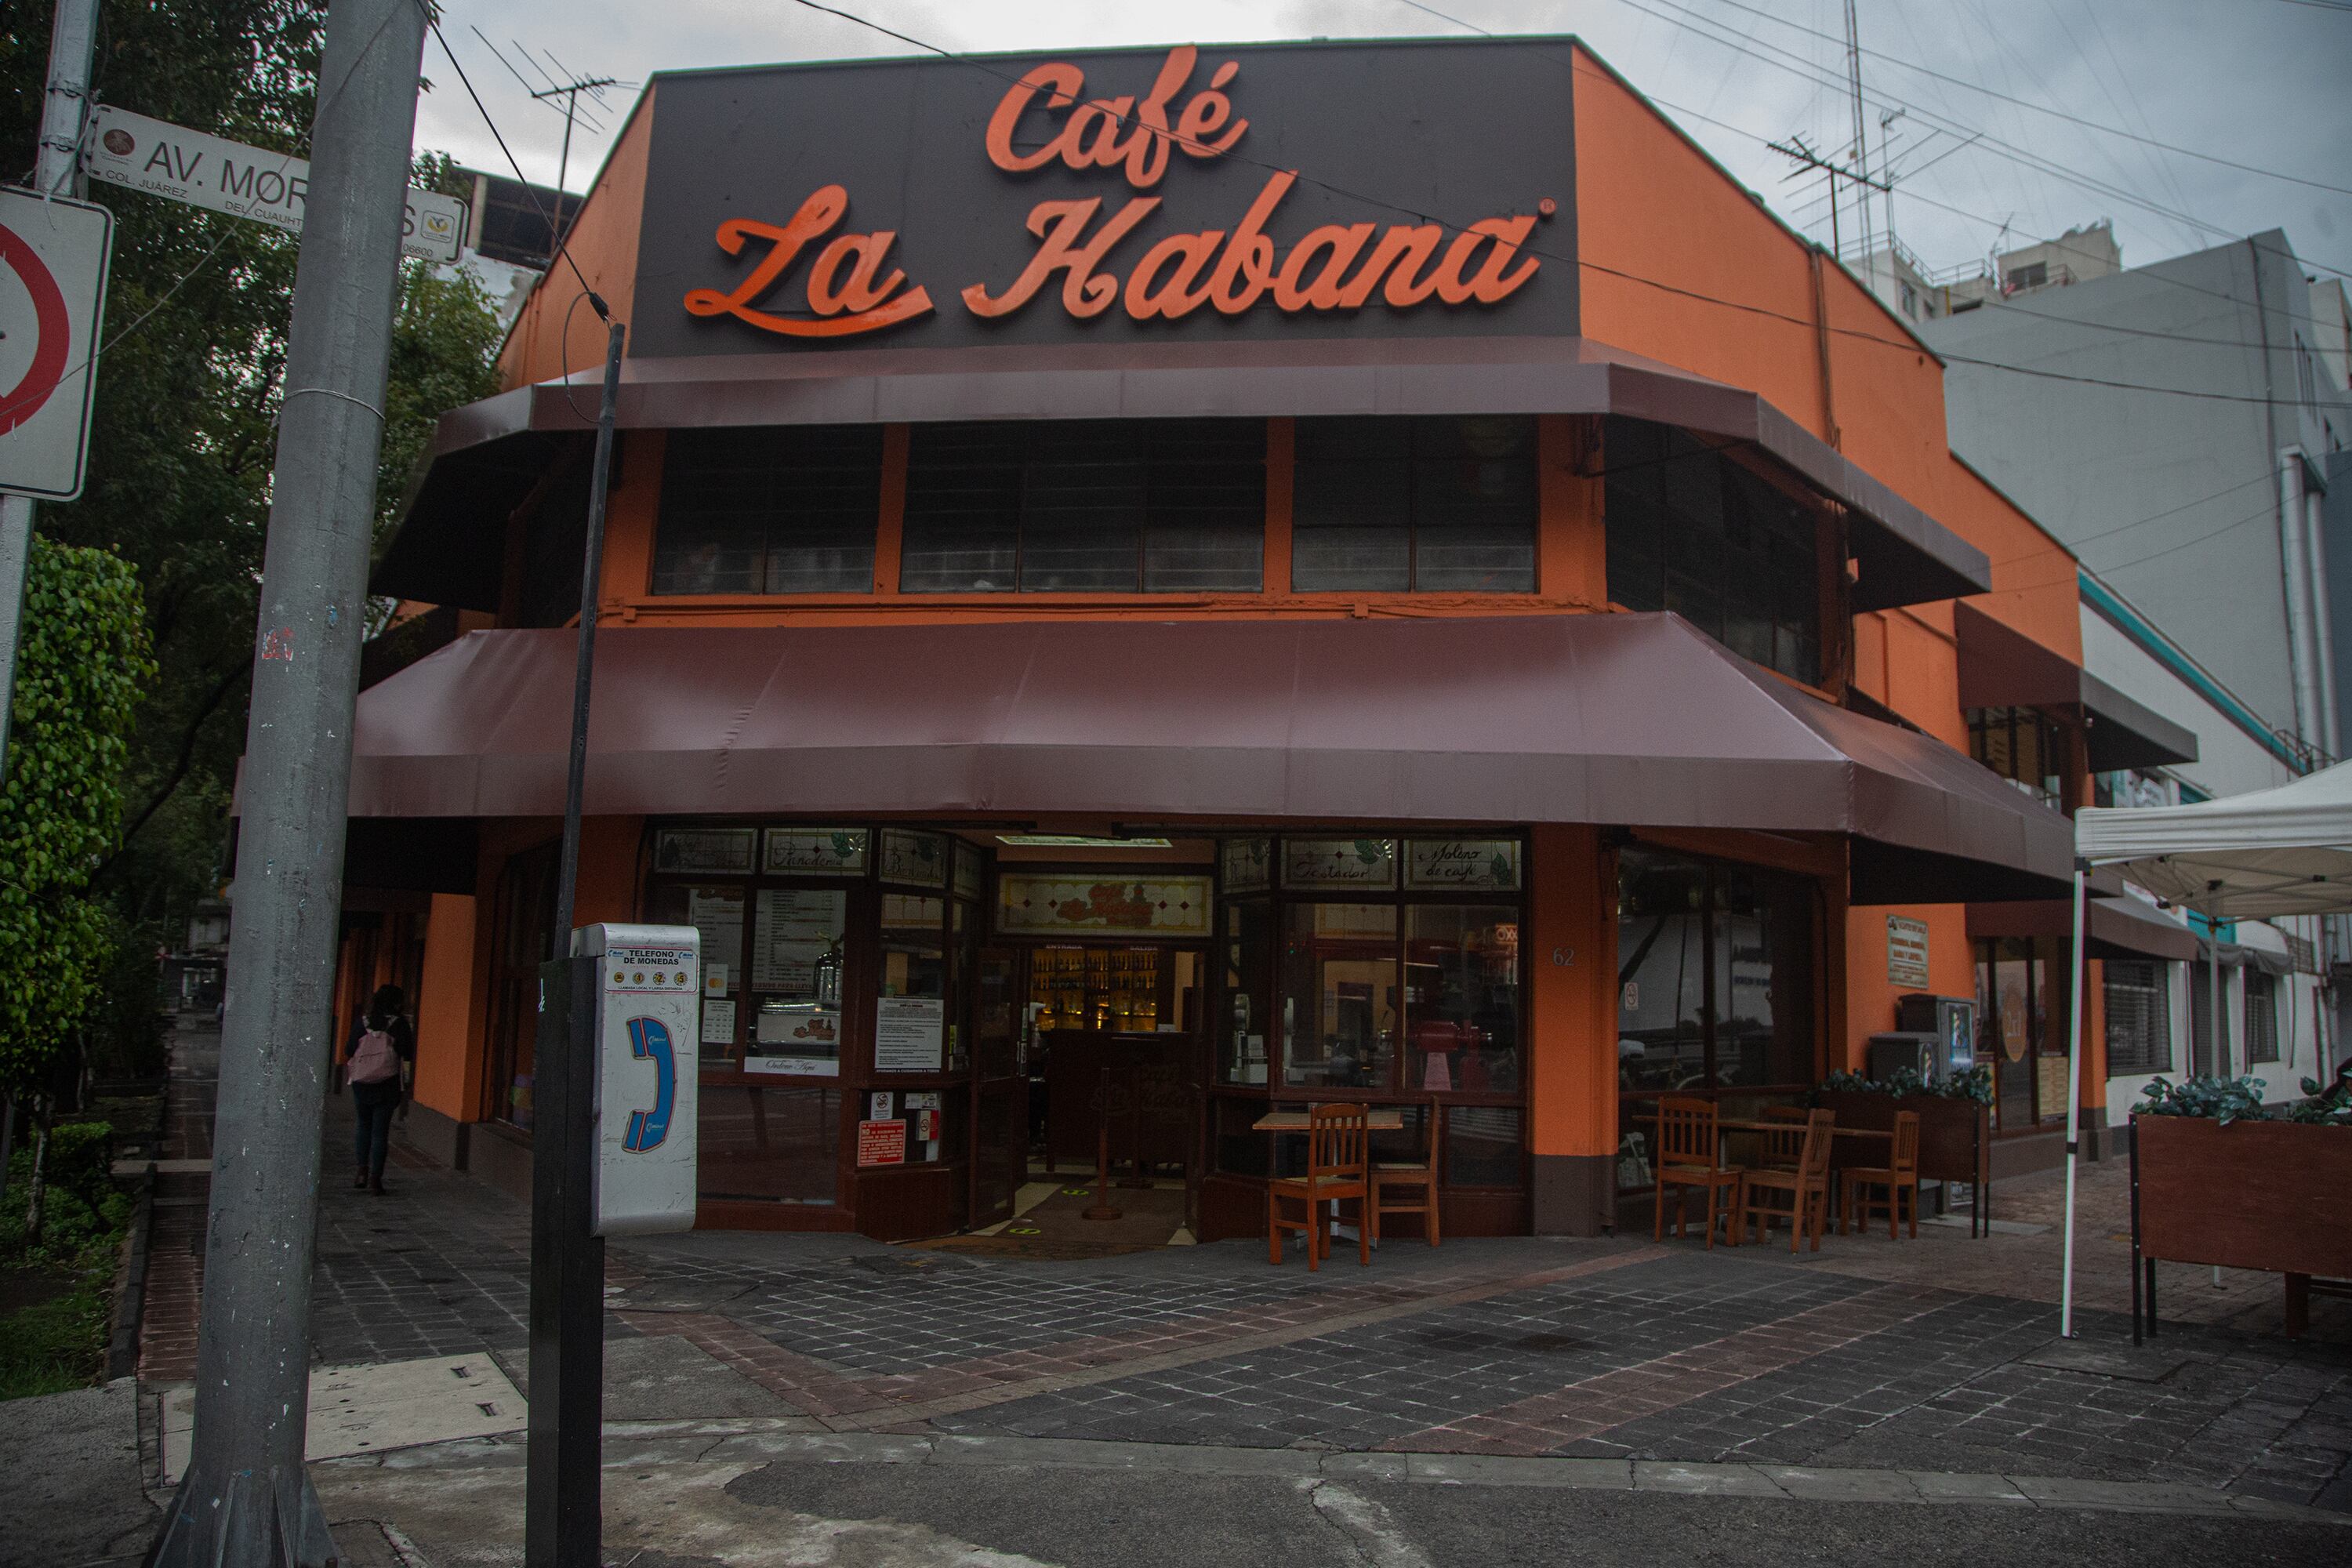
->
xmin=971 ymin=946 xmax=1026 ymax=1226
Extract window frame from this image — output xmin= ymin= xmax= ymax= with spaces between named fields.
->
xmin=649 ymin=423 xmax=887 ymax=598
xmin=2102 ymin=958 xmax=2173 ymax=1077
xmin=1288 ymin=415 xmax=1541 ymax=595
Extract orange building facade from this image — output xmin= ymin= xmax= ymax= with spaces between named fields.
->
xmin=341 ymin=38 xmax=2160 ymax=1243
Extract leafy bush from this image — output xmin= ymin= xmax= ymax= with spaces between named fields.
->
xmin=2137 ymin=1075 xmax=2270 ymax=1125
xmin=2284 ymin=1073 xmax=2352 ymax=1127
xmin=1818 ymin=1063 xmax=1994 ymax=1106
xmin=41 ymin=1123 xmax=117 ymax=1214
xmin=1 ymin=1136 xmax=129 ymax=1268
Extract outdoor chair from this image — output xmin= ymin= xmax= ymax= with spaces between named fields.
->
xmin=1370 ymin=1098 xmax=1443 ymax=1248
xmin=1269 ymin=1103 xmax=1370 ymax=1270
xmin=1653 ymin=1096 xmax=1744 ymax=1249
xmin=1841 ymin=1109 xmax=1922 ymax=1239
xmin=1737 ymin=1108 xmax=1834 ymax=1252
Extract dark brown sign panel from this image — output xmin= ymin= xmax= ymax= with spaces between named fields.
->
xmin=631 ymin=38 xmax=1578 ymax=358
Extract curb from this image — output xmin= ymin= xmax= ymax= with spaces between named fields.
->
xmin=107 ymin=1166 xmax=155 ymax=1383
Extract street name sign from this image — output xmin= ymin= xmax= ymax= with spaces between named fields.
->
xmin=82 ymin=106 xmax=465 ymax=263
xmin=0 ymin=187 xmax=113 ymax=501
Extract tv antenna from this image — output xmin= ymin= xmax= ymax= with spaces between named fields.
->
xmin=1770 ymin=132 xmax=1889 ymax=260
xmin=471 ymin=28 xmax=631 ymax=252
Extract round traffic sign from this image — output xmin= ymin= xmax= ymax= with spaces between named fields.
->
xmin=0 ymin=220 xmax=72 ymax=437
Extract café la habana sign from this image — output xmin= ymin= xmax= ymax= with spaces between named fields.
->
xmin=680 ymin=45 xmax=1554 ymax=342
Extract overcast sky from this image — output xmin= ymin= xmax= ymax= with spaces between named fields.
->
xmin=412 ymin=0 xmax=2352 ymax=287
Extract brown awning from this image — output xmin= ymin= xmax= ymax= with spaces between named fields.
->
xmin=374 ymin=335 xmax=1989 ymax=616
xmin=347 ymin=612 xmax=2071 ymax=899
xmin=1952 ymin=601 xmax=2198 ymax=771
xmin=1967 ymin=894 xmax=2201 ymax=962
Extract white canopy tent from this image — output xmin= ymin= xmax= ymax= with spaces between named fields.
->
xmin=2059 ymin=760 xmax=2352 ymax=1334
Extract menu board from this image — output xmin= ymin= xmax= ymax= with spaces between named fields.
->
xmin=700 ymin=997 xmax=737 ymax=1047
xmin=1283 ymin=838 xmax=1398 ymax=891
xmin=1405 ymin=840 xmax=1521 ymax=891
xmin=655 ymin=828 xmax=755 ymax=874
xmin=684 ymin=887 xmax=746 ymax=975
xmin=878 ymin=829 xmax=949 ymax=887
xmin=1221 ymin=838 xmax=1272 ymax=895
xmin=764 ymin=827 xmax=869 ymax=876
xmin=875 ymin=996 xmax=946 ymax=1072
xmin=751 ymin=887 xmax=845 ymax=993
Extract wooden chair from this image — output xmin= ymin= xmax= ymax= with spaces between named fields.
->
xmin=1759 ymin=1104 xmax=1811 ymax=1166
xmin=1841 ymin=1109 xmax=1922 ymax=1239
xmin=1370 ymin=1098 xmax=1443 ymax=1248
xmin=1737 ymin=1108 xmax=1834 ymax=1252
xmin=1269 ymin=1104 xmax=1370 ymax=1270
xmin=1653 ymin=1096 xmax=1744 ymax=1249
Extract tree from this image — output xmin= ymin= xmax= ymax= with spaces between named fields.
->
xmin=1 ymin=3 xmax=505 ymax=1072
xmin=0 ymin=540 xmax=154 ymax=1229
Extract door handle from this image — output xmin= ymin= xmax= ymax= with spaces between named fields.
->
xmin=622 ymin=1016 xmax=677 ymax=1152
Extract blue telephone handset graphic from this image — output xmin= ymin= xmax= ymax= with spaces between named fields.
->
xmin=622 ymin=1016 xmax=677 ymax=1152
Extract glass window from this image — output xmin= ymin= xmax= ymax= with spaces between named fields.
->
xmin=745 ymin=887 xmax=849 ymax=1076
xmin=1279 ymin=902 xmax=1399 ymax=1089
xmin=2103 ymin=960 xmax=2172 ymax=1076
xmin=1405 ymin=906 xmax=1520 ymax=1094
xmin=1446 ymin=1106 xmax=1523 ymax=1187
xmin=1968 ymin=707 xmax=2067 ymax=810
xmin=2190 ymin=960 xmax=2231 ymax=1076
xmin=902 ymin=419 xmax=1264 ymax=593
xmin=652 ymin=426 xmax=884 ymax=594
xmin=1221 ymin=901 xmax=1274 ymax=1084
xmin=1602 ymin=416 xmax=1822 ymax=684
xmin=2245 ymin=971 xmax=2280 ymax=1064
xmin=1292 ymin=416 xmax=1537 ymax=593
xmin=1615 ymin=847 xmax=1820 ymax=1192
xmin=486 ymin=843 xmax=558 ymax=1130
xmin=1976 ymin=937 xmax=2046 ymax=1130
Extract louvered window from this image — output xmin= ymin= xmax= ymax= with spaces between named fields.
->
xmin=2103 ymin=960 xmax=2172 ymax=1076
xmin=652 ymin=425 xmax=884 ymax=595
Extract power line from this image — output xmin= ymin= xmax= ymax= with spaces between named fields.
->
xmin=1682 ymin=0 xmax=2352 ymax=198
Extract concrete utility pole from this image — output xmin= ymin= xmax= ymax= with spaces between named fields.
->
xmin=149 ymin=0 xmax=428 ymax=1562
xmin=0 ymin=0 xmax=99 ymax=779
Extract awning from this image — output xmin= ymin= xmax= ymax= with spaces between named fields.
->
xmin=346 ymin=612 xmax=2071 ymax=899
xmin=374 ymin=335 xmax=1989 ymax=616
xmin=1966 ymin=894 xmax=2201 ymax=962
xmin=2075 ymin=759 xmax=2352 ymax=918
xmin=1952 ymin=601 xmax=2198 ymax=771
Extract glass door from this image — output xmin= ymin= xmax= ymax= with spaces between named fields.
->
xmin=970 ymin=946 xmax=1026 ymax=1225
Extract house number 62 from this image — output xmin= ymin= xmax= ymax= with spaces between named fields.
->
xmin=1551 ymin=946 xmax=1573 ymax=967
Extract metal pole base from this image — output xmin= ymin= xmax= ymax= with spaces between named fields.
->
xmin=146 ymin=1468 xmax=339 ymax=1568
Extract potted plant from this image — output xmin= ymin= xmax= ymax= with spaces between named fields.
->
xmin=2131 ymin=1071 xmax=2352 ymax=1341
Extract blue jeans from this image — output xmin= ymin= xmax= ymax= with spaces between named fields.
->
xmin=351 ymin=1082 xmax=401 ymax=1182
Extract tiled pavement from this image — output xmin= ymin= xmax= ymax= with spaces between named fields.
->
xmin=137 ymin=1023 xmax=2352 ymax=1513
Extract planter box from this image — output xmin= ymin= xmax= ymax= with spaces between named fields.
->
xmin=1815 ymin=1091 xmax=1991 ymax=1220
xmin=2132 ymin=1113 xmax=2352 ymax=1279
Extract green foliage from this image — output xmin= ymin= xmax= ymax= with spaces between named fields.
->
xmin=1817 ymin=1063 xmax=1994 ymax=1106
xmin=0 ymin=1136 xmax=126 ymax=1399
xmin=2137 ymin=1075 xmax=2271 ymax=1125
xmin=0 ymin=542 xmax=154 ymax=1092
xmin=2285 ymin=1074 xmax=2352 ymax=1127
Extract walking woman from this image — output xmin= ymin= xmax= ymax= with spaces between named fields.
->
xmin=343 ymin=984 xmax=416 ymax=1195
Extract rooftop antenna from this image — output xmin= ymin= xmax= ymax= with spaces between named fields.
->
xmin=1771 ymin=131 xmax=1889 ymax=261
xmin=1844 ymin=0 xmax=1872 ymax=265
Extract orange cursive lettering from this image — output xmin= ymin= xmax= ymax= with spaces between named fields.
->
xmin=963 ymin=195 xmax=1163 ymax=319
xmin=683 ymin=185 xmax=933 ymax=338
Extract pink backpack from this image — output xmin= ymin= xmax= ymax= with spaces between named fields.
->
xmin=348 ymin=1025 xmax=401 ymax=1085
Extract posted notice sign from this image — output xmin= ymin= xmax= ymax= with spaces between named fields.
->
xmin=0 ymin=188 xmax=112 ymax=501
xmin=1886 ymin=916 xmax=1932 ymax=990
xmin=82 ymin=107 xmax=466 ymax=263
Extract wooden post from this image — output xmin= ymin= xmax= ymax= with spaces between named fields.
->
xmin=1083 ymin=1067 xmax=1122 ymax=1221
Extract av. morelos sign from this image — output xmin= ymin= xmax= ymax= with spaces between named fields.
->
xmin=635 ymin=38 xmax=1578 ymax=355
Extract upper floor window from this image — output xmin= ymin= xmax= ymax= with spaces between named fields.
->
xmin=652 ymin=425 xmax=884 ymax=595
xmin=1290 ymin=416 xmax=1537 ymax=593
xmin=902 ymin=419 xmax=1264 ymax=593
xmin=1602 ymin=417 xmax=1822 ymax=684
xmin=1969 ymin=706 xmax=2066 ymax=810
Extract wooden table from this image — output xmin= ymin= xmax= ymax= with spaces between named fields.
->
xmin=1716 ymin=1118 xmax=1890 ymax=1140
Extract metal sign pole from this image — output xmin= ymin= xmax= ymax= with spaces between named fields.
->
xmin=526 ymin=312 xmax=625 ymax=1568
xmin=151 ymin=0 xmax=427 ymax=1562
xmin=0 ymin=0 xmax=99 ymax=779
